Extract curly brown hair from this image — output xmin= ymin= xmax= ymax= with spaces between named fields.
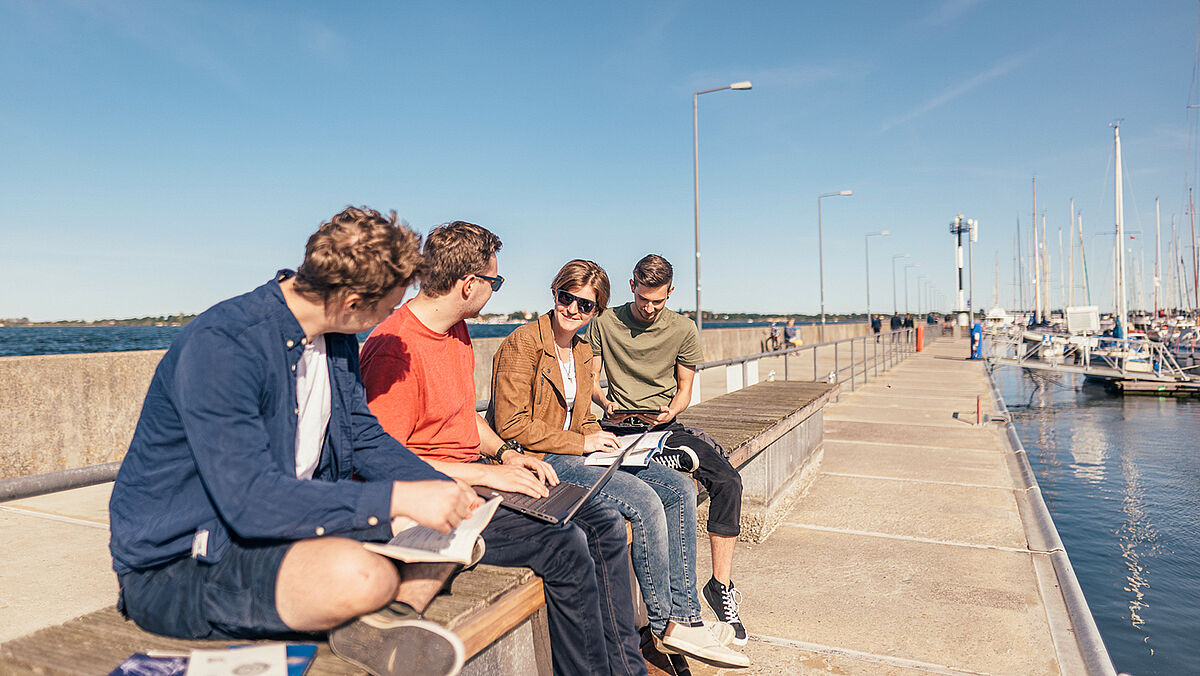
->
xmin=420 ymin=221 xmax=503 ymax=296
xmin=551 ymin=259 xmax=610 ymax=314
xmin=293 ymin=206 xmax=424 ymax=307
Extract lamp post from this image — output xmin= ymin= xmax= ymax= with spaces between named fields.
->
xmin=817 ymin=189 xmax=854 ymax=341
xmin=891 ymin=253 xmax=911 ymax=315
xmin=904 ymin=262 xmax=920 ymax=314
xmin=692 ymin=80 xmax=752 ymax=334
xmin=864 ymin=230 xmax=890 ymax=323
xmin=917 ymin=275 xmax=928 ymax=314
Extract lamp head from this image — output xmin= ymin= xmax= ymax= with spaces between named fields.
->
xmin=880 ymin=230 xmax=890 ymax=236
xmin=839 ymin=190 xmax=853 ymax=196
xmin=730 ymin=81 xmax=753 ymax=90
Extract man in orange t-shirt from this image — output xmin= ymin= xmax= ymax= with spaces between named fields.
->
xmin=361 ymin=221 xmax=646 ymax=676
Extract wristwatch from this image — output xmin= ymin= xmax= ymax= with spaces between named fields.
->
xmin=495 ymin=439 xmax=523 ymax=463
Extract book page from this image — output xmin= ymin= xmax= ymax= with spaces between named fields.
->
xmin=584 ymin=431 xmax=670 ymax=466
xmin=363 ymin=496 xmax=500 ymax=564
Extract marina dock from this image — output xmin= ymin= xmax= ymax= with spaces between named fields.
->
xmin=0 ymin=333 xmax=1112 ymax=674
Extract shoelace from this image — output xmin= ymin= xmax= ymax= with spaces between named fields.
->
xmin=657 ymin=452 xmax=684 ymax=470
xmin=720 ymin=585 xmax=743 ymax=623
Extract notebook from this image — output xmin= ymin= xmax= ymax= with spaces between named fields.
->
xmin=475 ymin=431 xmax=647 ymax=524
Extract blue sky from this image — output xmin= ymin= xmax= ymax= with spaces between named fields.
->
xmin=3 ymin=0 xmax=1198 ymax=321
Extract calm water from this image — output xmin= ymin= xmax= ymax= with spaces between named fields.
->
xmin=0 ymin=320 xmax=806 ymax=357
xmin=994 ymin=368 xmax=1200 ymax=675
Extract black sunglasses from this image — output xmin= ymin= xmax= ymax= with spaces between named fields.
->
xmin=555 ymin=288 xmax=597 ymax=314
xmin=463 ymin=273 xmax=504 ymax=292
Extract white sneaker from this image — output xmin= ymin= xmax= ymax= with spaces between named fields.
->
xmin=659 ymin=620 xmax=750 ymax=669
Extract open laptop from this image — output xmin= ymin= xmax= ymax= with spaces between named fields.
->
xmin=475 ymin=431 xmax=648 ymax=524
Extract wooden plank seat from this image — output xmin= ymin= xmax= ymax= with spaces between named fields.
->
xmin=676 ymin=380 xmax=839 ymax=541
xmin=0 ymin=563 xmax=548 ymax=676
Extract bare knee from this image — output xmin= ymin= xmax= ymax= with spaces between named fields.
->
xmin=277 ymin=539 xmax=399 ymax=630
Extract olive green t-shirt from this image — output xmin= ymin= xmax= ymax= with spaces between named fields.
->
xmin=585 ymin=303 xmax=704 ymax=410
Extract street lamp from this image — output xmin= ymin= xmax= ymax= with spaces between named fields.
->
xmin=864 ymin=230 xmax=890 ymax=323
xmin=693 ymin=80 xmax=752 ymax=333
xmin=904 ymin=262 xmax=920 ymax=314
xmin=891 ymin=253 xmax=911 ymax=315
xmin=817 ymin=189 xmax=853 ymax=341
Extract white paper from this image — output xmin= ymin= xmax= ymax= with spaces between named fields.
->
xmin=584 ymin=431 xmax=670 ymax=467
xmin=363 ymin=496 xmax=500 ymax=564
xmin=185 ymin=644 xmax=286 ymax=676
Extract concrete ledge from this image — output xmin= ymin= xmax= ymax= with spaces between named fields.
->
xmin=986 ymin=366 xmax=1116 ymax=676
xmin=680 ymin=380 xmax=839 ymax=543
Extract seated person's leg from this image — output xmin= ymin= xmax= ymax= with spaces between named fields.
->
xmin=566 ymin=499 xmax=648 ymax=676
xmin=542 ymin=453 xmax=679 ymax=635
xmin=623 ymin=461 xmax=704 ymax=626
xmin=478 ymin=507 xmax=612 ymax=675
xmin=120 ymin=537 xmax=399 ymax=640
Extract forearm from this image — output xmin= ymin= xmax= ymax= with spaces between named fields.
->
xmin=420 ymin=458 xmax=488 ymax=486
xmin=475 ymin=414 xmax=504 ymax=459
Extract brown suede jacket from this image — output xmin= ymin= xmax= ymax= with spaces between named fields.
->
xmin=490 ymin=312 xmax=601 ymax=457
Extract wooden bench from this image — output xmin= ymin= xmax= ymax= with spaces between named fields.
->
xmin=678 ymin=380 xmax=839 ymax=542
xmin=0 ymin=564 xmax=551 ymax=676
xmin=0 ymin=381 xmax=836 ymax=675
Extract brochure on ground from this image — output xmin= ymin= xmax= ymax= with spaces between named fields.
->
xmin=363 ymin=496 xmax=501 ymax=564
xmin=107 ymin=643 xmax=316 ymax=676
xmin=584 ymin=431 xmax=670 ymax=467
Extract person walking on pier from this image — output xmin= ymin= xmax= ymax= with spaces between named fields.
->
xmin=108 ymin=207 xmax=480 ymax=676
xmin=871 ymin=314 xmax=882 ymax=340
xmin=587 ymin=254 xmax=751 ymax=646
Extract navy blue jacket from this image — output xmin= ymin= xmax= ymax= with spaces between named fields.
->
xmin=109 ymin=272 xmax=448 ymax=575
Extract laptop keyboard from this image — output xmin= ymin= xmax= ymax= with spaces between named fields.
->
xmin=501 ymin=482 xmax=587 ymax=514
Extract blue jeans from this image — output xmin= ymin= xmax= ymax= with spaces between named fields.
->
xmin=480 ymin=500 xmax=645 ymax=676
xmin=544 ymin=454 xmax=703 ymax=635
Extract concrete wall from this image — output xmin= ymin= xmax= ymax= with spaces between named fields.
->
xmin=0 ymin=323 xmax=868 ymax=480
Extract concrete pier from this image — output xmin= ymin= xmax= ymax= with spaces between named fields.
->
xmin=689 ymin=336 xmax=1103 ymax=675
xmin=0 ymin=333 xmax=1105 ymax=674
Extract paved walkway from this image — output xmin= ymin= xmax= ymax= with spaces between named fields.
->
xmin=690 ymin=336 xmax=1080 ymax=675
xmin=1 ymin=336 xmax=1086 ymax=675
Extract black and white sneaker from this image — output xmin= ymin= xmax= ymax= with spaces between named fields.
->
xmin=330 ymin=603 xmax=465 ymax=676
xmin=653 ymin=445 xmax=699 ymax=473
xmin=702 ymin=578 xmax=747 ymax=646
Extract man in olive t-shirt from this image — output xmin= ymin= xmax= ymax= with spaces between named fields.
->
xmin=587 ymin=254 xmax=749 ymax=646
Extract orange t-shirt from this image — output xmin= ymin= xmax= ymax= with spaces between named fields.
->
xmin=360 ymin=302 xmax=481 ymax=464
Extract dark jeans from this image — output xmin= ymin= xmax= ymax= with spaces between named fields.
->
xmin=661 ymin=421 xmax=743 ymax=537
xmin=480 ymin=501 xmax=645 ymax=676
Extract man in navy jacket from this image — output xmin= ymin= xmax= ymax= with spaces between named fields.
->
xmin=109 ymin=207 xmax=480 ymax=676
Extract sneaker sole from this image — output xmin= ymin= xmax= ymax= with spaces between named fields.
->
xmin=701 ymin=591 xmax=748 ymax=646
xmin=330 ymin=616 xmax=465 ymax=676
xmin=658 ymin=636 xmax=749 ymax=670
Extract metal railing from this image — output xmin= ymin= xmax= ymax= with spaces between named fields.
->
xmin=688 ymin=326 xmax=931 ymax=402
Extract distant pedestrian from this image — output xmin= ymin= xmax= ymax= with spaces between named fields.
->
xmin=903 ymin=314 xmax=915 ymax=329
xmin=871 ymin=314 xmax=882 ymax=342
xmin=890 ymin=314 xmax=902 ymax=331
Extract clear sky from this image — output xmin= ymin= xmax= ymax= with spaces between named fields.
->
xmin=3 ymin=0 xmax=1198 ymax=321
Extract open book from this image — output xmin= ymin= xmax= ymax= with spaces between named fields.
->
xmin=584 ymin=431 xmax=670 ymax=467
xmin=363 ymin=496 xmax=501 ymax=565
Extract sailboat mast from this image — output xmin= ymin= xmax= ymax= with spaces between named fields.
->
xmin=1033 ymin=178 xmax=1042 ymax=323
xmin=1081 ymin=211 xmax=1093 ymax=306
xmin=1191 ymin=187 xmax=1198 ymax=312
xmin=1154 ymin=198 xmax=1161 ymax=316
xmin=1042 ymin=213 xmax=1051 ymax=317
xmin=1114 ymin=122 xmax=1128 ymax=332
xmin=1069 ymin=199 xmax=1076 ymax=308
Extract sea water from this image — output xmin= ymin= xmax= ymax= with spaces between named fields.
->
xmin=993 ymin=367 xmax=1200 ymax=675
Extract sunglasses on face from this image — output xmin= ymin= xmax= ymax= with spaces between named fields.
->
xmin=463 ymin=273 xmax=504 ymax=292
xmin=555 ymin=288 xmax=597 ymax=314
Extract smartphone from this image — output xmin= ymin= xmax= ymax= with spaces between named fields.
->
xmin=613 ymin=409 xmax=660 ymax=416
